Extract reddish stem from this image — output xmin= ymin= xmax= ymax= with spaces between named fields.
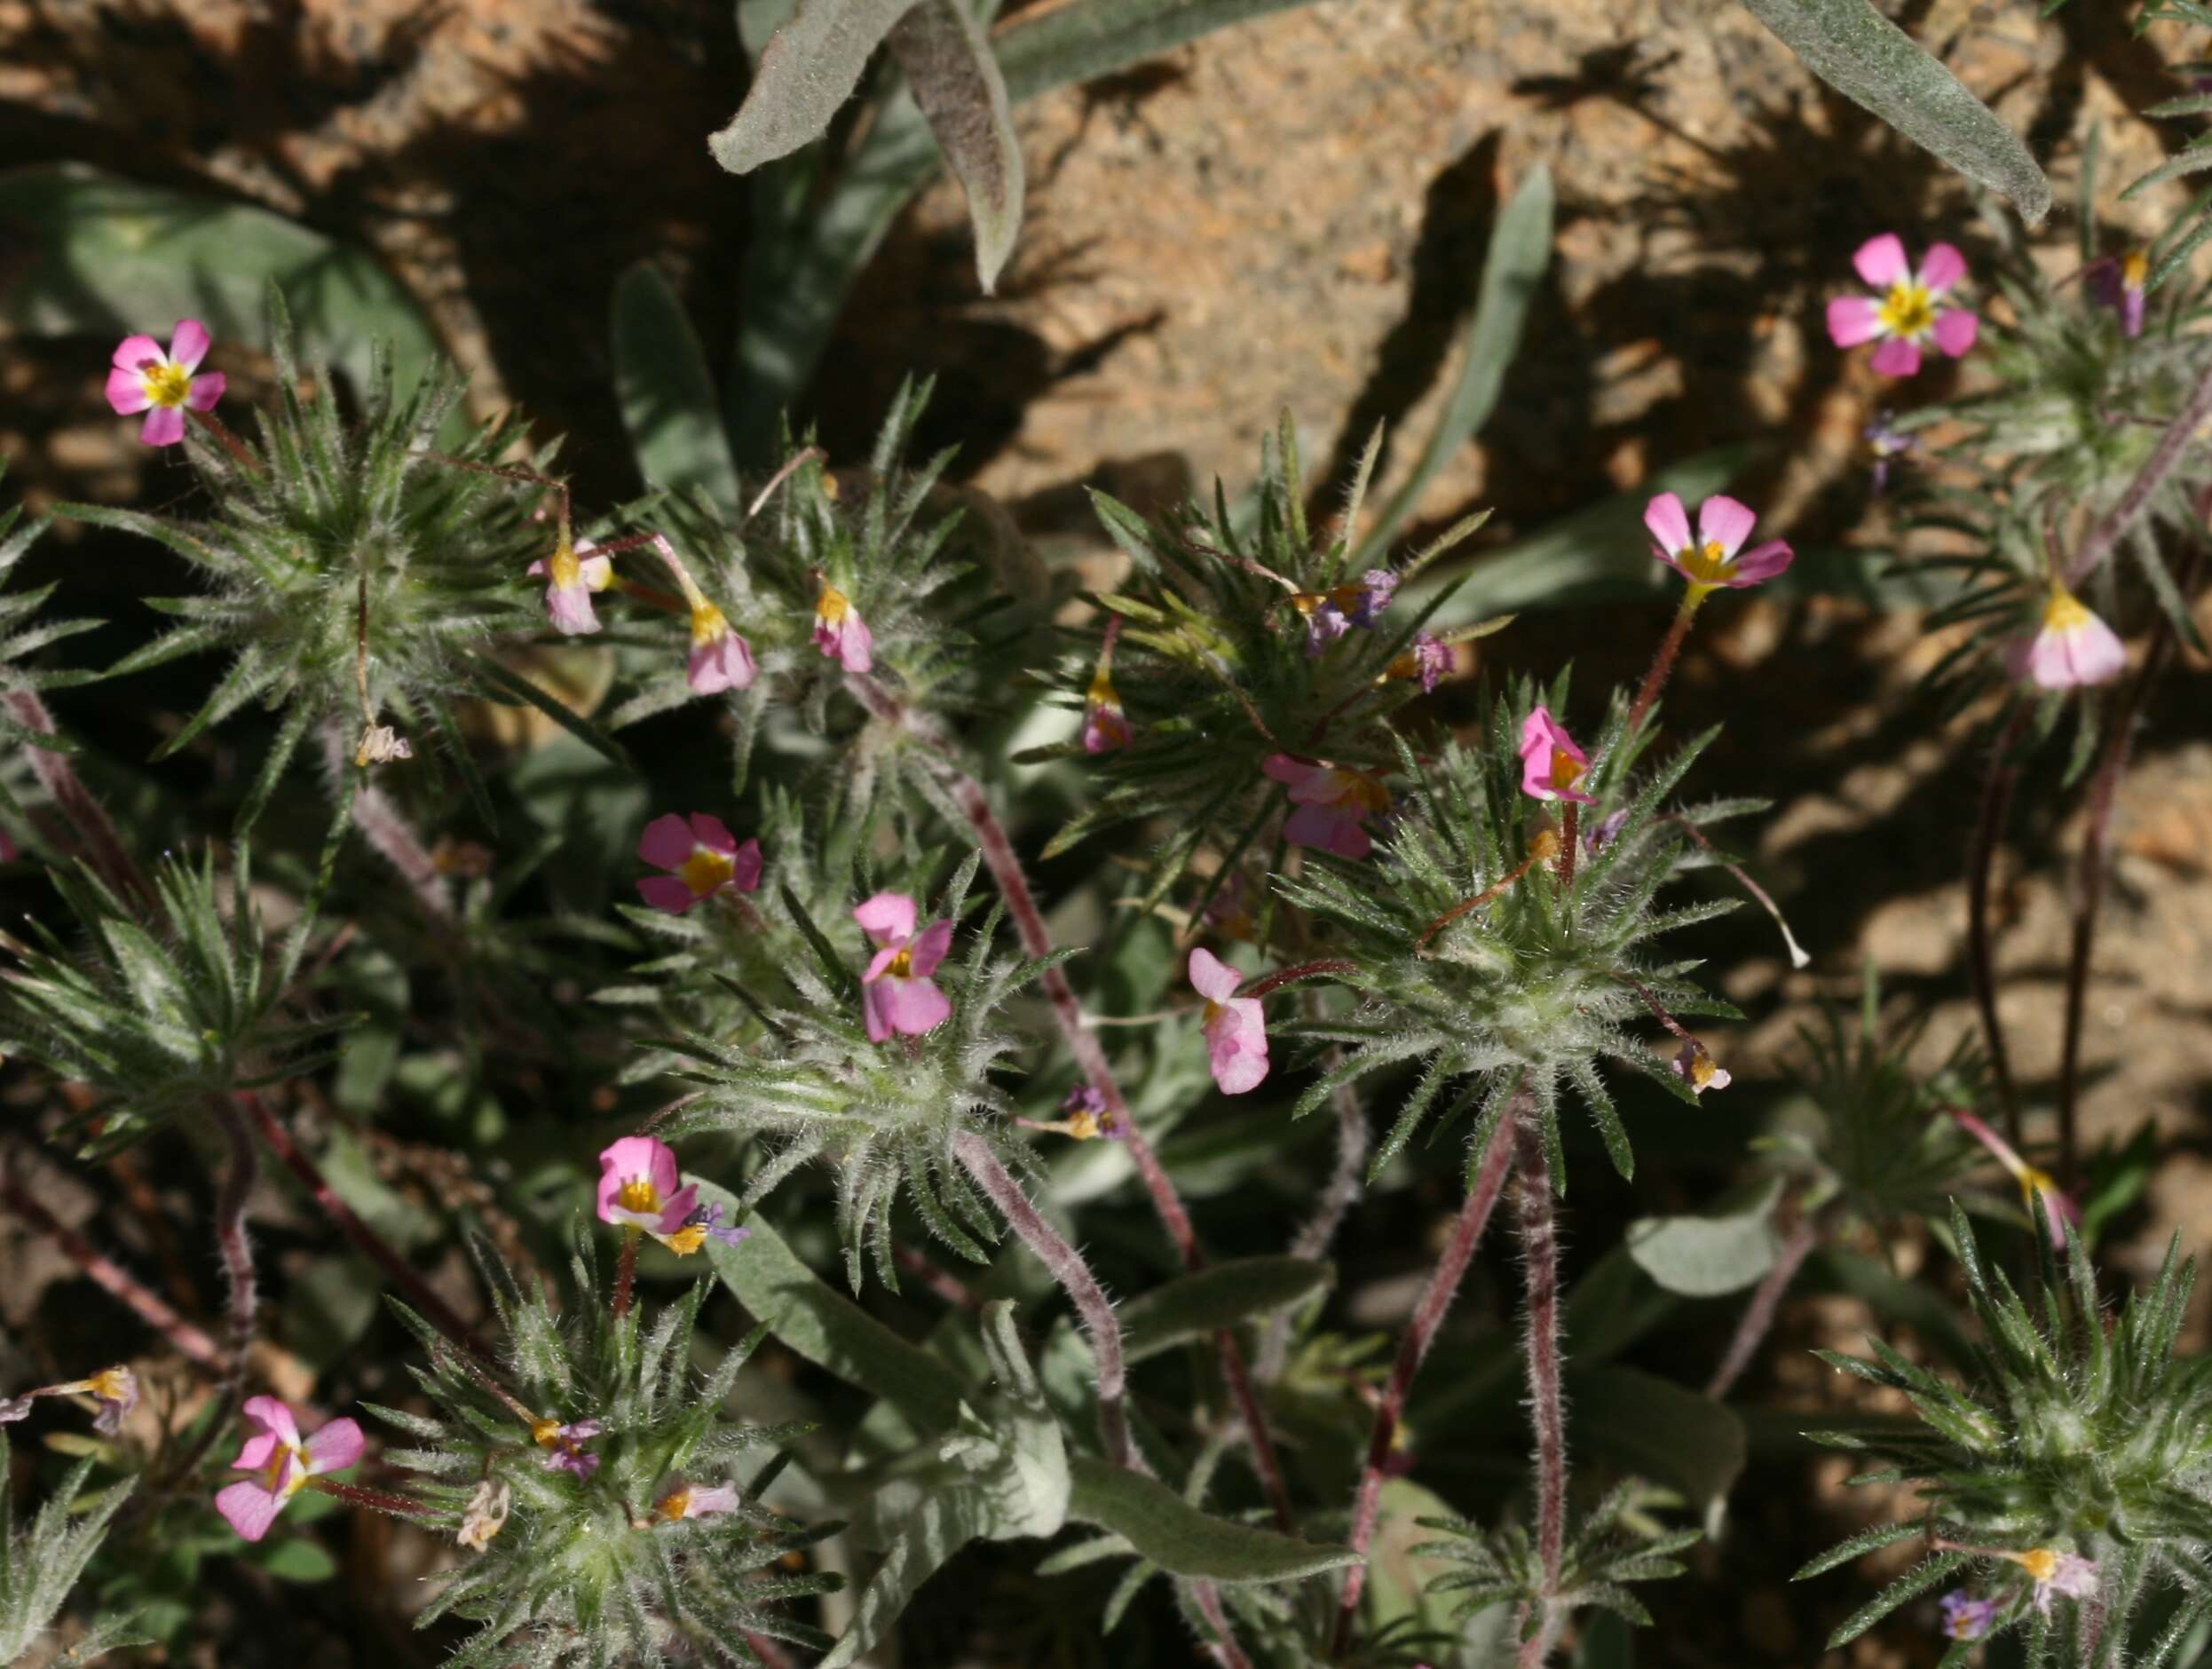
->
xmin=308 ymin=1476 xmax=431 ymax=1518
xmin=612 ymin=1229 xmax=640 ymax=1323
xmin=187 ymin=407 xmax=262 ymax=474
xmin=1705 ymin=1214 xmax=1820 ymax=1400
xmin=1556 ymin=802 xmax=1579 ymax=890
xmin=1238 ymin=959 xmax=1357 ymax=1000
xmin=1967 ymin=708 xmax=2030 ymax=1146
xmin=1513 ymin=1109 xmax=1567 ymax=1645
xmin=1415 ymin=845 xmax=1549 ymax=948
xmin=2065 ymin=352 xmax=2212 ymax=587
xmin=1624 ymin=593 xmax=1702 ymax=736
xmin=1334 ymin=1096 xmax=1522 ymax=1649
xmin=1258 ymin=1036 xmax=1370 ymax=1381
xmin=4 ymin=689 xmax=153 ymax=906
xmin=1219 ymin=1325 xmax=1295 ymax=1532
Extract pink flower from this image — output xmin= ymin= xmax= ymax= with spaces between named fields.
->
xmin=652 ymin=1475 xmax=743 ymax=1523
xmin=1827 ymin=233 xmax=1979 ymax=377
xmin=813 ymin=583 xmax=873 ymax=672
xmin=1389 ymin=632 xmax=1453 ymax=692
xmin=854 ymin=891 xmax=953 ymax=1041
xmin=636 ymin=813 xmax=761 ymax=915
xmin=2088 ymin=248 xmax=2149 ymax=339
xmin=1262 ymin=754 xmax=1389 ymax=860
xmin=2007 ymin=585 xmax=2125 ymax=690
xmin=1953 ymin=1111 xmax=2081 ymax=1248
xmin=532 ymin=1415 xmax=604 ymax=1478
xmin=2002 ymin=1548 xmax=2097 ymax=1617
xmin=1518 ymin=708 xmax=1595 ymax=806
xmin=1293 ymin=570 xmax=1397 ymax=654
xmin=1189 ymin=947 xmax=1268 ymax=1096
xmin=1082 ymin=666 xmax=1133 ymax=754
xmin=214 ymin=1396 xmax=364 ymax=1542
xmin=596 ymin=1134 xmax=721 ymax=1258
xmin=1671 ymin=1038 xmax=1732 ymax=1096
xmin=528 ymin=535 xmax=614 ymax=635
xmin=1644 ymin=493 xmax=1793 ymax=595
xmin=687 ymin=599 xmax=758 ymax=694
xmin=1939 ymin=1591 xmax=1999 ymax=1641
xmin=104 ymin=320 xmax=225 ymax=447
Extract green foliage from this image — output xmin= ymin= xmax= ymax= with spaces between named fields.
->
xmin=0 ymin=461 xmax=104 ymax=759
xmin=0 ymin=1436 xmax=141 ymax=1664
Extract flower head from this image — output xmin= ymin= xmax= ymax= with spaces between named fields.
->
xmin=1518 ymin=708 xmax=1595 ymax=806
xmin=214 ymin=1396 xmax=364 ymax=1542
xmin=596 ymin=1135 xmax=718 ymax=1255
xmin=105 ymin=320 xmax=225 ymax=447
xmin=532 ymin=1415 xmax=604 ymax=1479
xmin=2008 ymin=584 xmax=2125 ymax=690
xmin=0 ymin=1364 xmax=138 ymax=1436
xmin=1055 ymin=1083 xmax=1117 ymax=1141
xmin=1082 ymin=666 xmax=1133 ymax=755
xmin=2088 ymin=247 xmax=2150 ymax=339
xmin=1952 ymin=1110 xmax=2081 ymax=1248
xmin=1671 ymin=1038 xmax=1732 ymax=1096
xmin=457 ymin=1477 xmax=512 ymax=1550
xmin=1388 ymin=632 xmax=1453 ymax=692
xmin=1827 ymin=233 xmax=1979 ymax=376
xmin=1939 ymin=1590 xmax=1999 ymax=1641
xmin=2003 ymin=1547 xmax=2098 ymax=1616
xmin=853 ymin=892 xmax=953 ymax=1041
xmin=1865 ymin=413 xmax=1915 ymax=495
xmin=1644 ymin=494 xmax=1793 ymax=597
xmin=528 ymin=534 xmax=614 ymax=635
xmin=687 ymin=598 xmax=759 ymax=695
xmin=1262 ymin=754 xmax=1389 ymax=860
xmin=1292 ymin=569 xmax=1398 ymax=654
xmin=636 ymin=813 xmax=762 ymax=916
xmin=813 ymin=583 xmax=873 ymax=673
xmin=652 ymin=1475 xmax=743 ymax=1523
xmin=1189 ymin=947 xmax=1268 ymax=1096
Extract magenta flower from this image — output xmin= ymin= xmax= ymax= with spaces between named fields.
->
xmin=1518 ymin=708 xmax=1595 ymax=806
xmin=2008 ymin=584 xmax=2125 ymax=690
xmin=1953 ymin=1110 xmax=2080 ymax=1248
xmin=687 ymin=599 xmax=758 ymax=694
xmin=2088 ymin=248 xmax=2149 ymax=339
xmin=636 ymin=813 xmax=762 ymax=916
xmin=1670 ymin=1038 xmax=1732 ymax=1096
xmin=813 ymin=583 xmax=873 ymax=673
xmin=2011 ymin=1548 xmax=2097 ymax=1617
xmin=528 ymin=535 xmax=614 ymax=635
xmin=1189 ymin=947 xmax=1268 ymax=1096
xmin=1261 ymin=753 xmax=1389 ymax=860
xmin=532 ymin=1415 xmax=604 ymax=1478
xmin=1939 ymin=1591 xmax=1999 ymax=1641
xmin=1082 ymin=672 xmax=1133 ymax=755
xmin=854 ymin=891 xmax=953 ymax=1041
xmin=214 ymin=1396 xmax=364 ymax=1542
xmin=1293 ymin=570 xmax=1398 ymax=654
xmin=596 ymin=1135 xmax=724 ymax=1256
xmin=1388 ymin=632 xmax=1452 ymax=692
xmin=652 ymin=1475 xmax=743 ymax=1523
xmin=105 ymin=320 xmax=225 ymax=447
xmin=1645 ymin=493 xmax=1793 ymax=595
xmin=1827 ymin=233 xmax=1979 ymax=376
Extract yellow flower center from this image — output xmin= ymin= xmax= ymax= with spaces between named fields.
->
xmin=1675 ymin=540 xmax=1735 ymax=587
xmin=1878 ymin=281 xmax=1935 ymax=339
xmin=1202 ymin=999 xmax=1224 ymax=1026
xmin=1550 ymin=748 xmax=1584 ymax=792
xmin=1086 ymin=668 xmax=1121 ymax=711
xmin=691 ymin=600 xmax=728 ymax=645
xmin=617 ymin=1178 xmax=662 ymax=1215
xmin=2123 ymin=248 xmax=2150 ymax=289
xmin=2017 ymin=1548 xmax=2059 ymax=1583
xmin=657 ymin=1488 xmax=693 ymax=1522
xmin=1065 ymin=1108 xmax=1102 ymax=1141
xmin=679 ymin=846 xmax=735 ymax=898
xmin=1328 ymin=769 xmax=1390 ymax=812
xmin=531 ymin=1418 xmax=563 ymax=1448
xmin=663 ymin=1224 xmax=706 ymax=1256
xmin=1684 ymin=1048 xmax=1718 ymax=1088
xmin=549 ymin=537 xmax=581 ymax=590
xmin=87 ymin=1368 xmax=129 ymax=1402
xmin=2017 ymin=1166 xmax=2057 ymax=1206
xmin=141 ymin=360 xmax=192 ymax=408
xmin=886 ymin=946 xmax=914 ymax=978
xmin=262 ymin=1443 xmax=309 ymax=1495
xmin=2043 ymin=586 xmax=2093 ymax=633
xmin=817 ymin=585 xmax=851 ymax=625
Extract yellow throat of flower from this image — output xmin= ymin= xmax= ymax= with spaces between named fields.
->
xmin=2123 ymin=248 xmax=2150 ymax=289
xmin=1550 ymin=748 xmax=1584 ymax=792
xmin=87 ymin=1368 xmax=129 ymax=1402
xmin=264 ymin=1444 xmax=308 ymax=1495
xmin=1201 ymin=999 xmax=1224 ymax=1025
xmin=1086 ymin=668 xmax=1121 ymax=711
xmin=2016 ymin=1548 xmax=2060 ymax=1583
xmin=1674 ymin=540 xmax=1734 ymax=588
xmin=680 ymin=845 xmax=735 ymax=898
xmin=662 ymin=1224 xmax=706 ymax=1256
xmin=817 ymin=584 xmax=851 ymax=626
xmin=531 ymin=1417 xmax=563 ymax=1448
xmin=141 ymin=360 xmax=192 ymax=409
xmin=690 ymin=600 xmax=728 ymax=645
xmin=617 ymin=1178 xmax=662 ymax=1215
xmin=657 ymin=1488 xmax=693 ymax=1522
xmin=549 ymin=535 xmax=581 ymax=590
xmin=886 ymin=946 xmax=914 ymax=978
xmin=1878 ymin=281 xmax=1935 ymax=339
xmin=2043 ymin=585 xmax=2094 ymax=634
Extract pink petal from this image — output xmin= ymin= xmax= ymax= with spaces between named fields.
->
xmin=863 ymin=980 xmax=896 ymax=1042
xmin=852 ymin=891 xmax=919 ymax=946
xmin=577 ymin=556 xmax=612 ymax=592
xmin=140 ymin=406 xmax=186 ymax=447
xmin=216 ymin=1480 xmax=288 ymax=1542
xmin=305 ymin=1417 xmax=364 ymax=1475
xmin=730 ymin=838 xmax=763 ymax=892
xmin=233 ymin=1431 xmax=279 ymax=1472
xmin=687 ymin=814 xmax=739 ymax=855
xmin=1932 ymin=308 xmax=1979 ymax=358
xmin=1868 ymin=336 xmax=1922 ymax=378
xmin=545 ymin=580 xmax=600 ymax=634
xmin=104 ymin=366 xmax=153 ymax=415
xmin=685 ymin=1483 xmax=741 ymax=1517
xmin=838 ymin=612 xmax=874 ymax=673
xmin=863 ymin=944 xmax=904 ymax=984
xmin=637 ymin=875 xmax=699 ymax=914
xmin=1188 ymin=946 xmax=1242 ymax=1003
xmin=1284 ymin=803 xmax=1370 ymax=859
xmin=906 ymin=918 xmax=954 ymax=978
xmin=1642 ymin=492 xmax=1692 ymax=555
xmin=638 ymin=813 xmax=697 ymax=871
xmin=1261 ymin=753 xmax=1315 ymax=791
xmin=1205 ymin=999 xmax=1269 ymax=1095
xmin=186 ymin=371 xmax=225 ymax=412
xmin=2065 ymin=616 xmax=2127 ymax=685
xmin=1917 ymin=242 xmax=1967 ymax=296
xmin=243 ymin=1396 xmax=303 ymax=1451
xmin=598 ymin=1136 xmax=678 ymax=1223
xmin=655 ymin=1182 xmax=700 ymax=1235
xmin=168 ymin=320 xmax=211 ymax=374
xmin=1695 ymin=494 xmax=1758 ymax=559
xmin=687 ymin=631 xmax=757 ymax=694
xmin=878 ymin=975 xmax=952 ymax=1037
xmin=1852 ymin=233 xmax=1911 ymax=290
xmin=1825 ymin=295 xmax=1884 ymax=348
xmin=110 ymin=334 xmax=163 ymax=373
xmin=1729 ymin=539 xmax=1794 ymax=585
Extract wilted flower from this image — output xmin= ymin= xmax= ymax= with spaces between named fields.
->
xmin=596 ymin=1135 xmax=717 ymax=1256
xmin=1645 ymin=493 xmax=1793 ymax=597
xmin=105 ymin=320 xmax=225 ymax=447
xmin=1517 ymin=708 xmax=1595 ymax=806
xmin=2006 ymin=1547 xmax=2098 ymax=1617
xmin=528 ymin=534 xmax=613 ymax=635
xmin=854 ymin=891 xmax=953 ymax=1041
xmin=1189 ymin=946 xmax=1268 ymax=1096
xmin=2087 ymin=247 xmax=2150 ymax=339
xmin=1671 ymin=1038 xmax=1732 ymax=1096
xmin=1827 ymin=233 xmax=1979 ymax=376
xmin=812 ymin=582 xmax=873 ymax=673
xmin=215 ymin=1396 xmax=365 ymax=1542
xmin=1262 ymin=753 xmax=1388 ymax=860
xmin=2008 ymin=584 xmax=2125 ymax=690
xmin=636 ymin=813 xmax=762 ymax=916
xmin=1939 ymin=1590 xmax=1998 ymax=1641
xmin=652 ymin=1475 xmax=743 ymax=1523
xmin=457 ymin=1478 xmax=511 ymax=1550
xmin=1952 ymin=1110 xmax=2081 ymax=1248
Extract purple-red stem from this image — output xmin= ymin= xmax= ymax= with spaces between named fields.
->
xmin=1705 ymin=1214 xmax=1820 ymax=1400
xmin=612 ymin=1230 xmax=640 ymax=1323
xmin=1967 ymin=708 xmax=2030 ymax=1147
xmin=1623 ymin=593 xmax=1702 ymax=737
xmin=1238 ymin=959 xmax=1357 ymax=1001
xmin=1333 ymin=1099 xmax=1522 ymax=1651
xmin=239 ymin=1090 xmax=494 ymax=1362
xmin=4 ymin=689 xmax=153 ymax=906
xmin=2064 ymin=352 xmax=2212 ymax=588
xmin=1557 ymin=802 xmax=1579 ymax=890
xmin=169 ymin=1096 xmax=259 ymax=1485
xmin=1218 ymin=1325 xmax=1295 ymax=1533
xmin=1513 ymin=1110 xmax=1567 ymax=1664
xmin=0 ymin=1166 xmax=229 ymax=1372
xmin=309 ymin=1476 xmax=432 ymax=1518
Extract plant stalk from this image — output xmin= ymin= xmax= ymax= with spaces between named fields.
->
xmin=1513 ymin=1108 xmax=1568 ymax=1656
xmin=320 ymin=722 xmax=451 ymax=919
xmin=2065 ymin=351 xmax=2212 ymax=587
xmin=1624 ymin=591 xmax=1703 ymax=736
xmin=4 ymin=688 xmax=152 ymax=906
xmin=612 ymin=1228 xmax=641 ymax=1323
xmin=1705 ymin=1214 xmax=1820 ymax=1400
xmin=1967 ymin=707 xmax=2030 ymax=1145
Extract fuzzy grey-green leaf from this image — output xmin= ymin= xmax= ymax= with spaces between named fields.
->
xmin=708 ymin=0 xmax=917 ymax=174
xmin=889 ymin=0 xmax=1026 ymax=293
xmin=1064 ymin=1455 xmax=1359 ymax=1583
xmin=1624 ymin=1179 xmax=1783 ymax=1298
xmin=612 ymin=262 xmax=743 ymax=510
xmin=1118 ymin=1255 xmax=1333 ymax=1362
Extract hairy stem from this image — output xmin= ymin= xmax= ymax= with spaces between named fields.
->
xmin=2065 ymin=352 xmax=2212 ymax=587
xmin=1624 ymin=592 xmax=1703 ymax=736
xmin=954 ymin=1129 xmax=1134 ymax=1470
xmin=5 ymin=688 xmax=152 ymax=906
xmin=1334 ymin=1098 xmax=1522 ymax=1650
xmin=612 ymin=1229 xmax=640 ymax=1323
xmin=1514 ymin=1109 xmax=1567 ymax=1650
xmin=308 ymin=1476 xmax=433 ymax=1518
xmin=1258 ymin=1037 xmax=1370 ymax=1382
xmin=1967 ymin=708 xmax=2030 ymax=1145
xmin=0 ymin=1164 xmax=229 ymax=1372
xmin=170 ymin=1096 xmax=260 ymax=1484
xmin=239 ymin=1090 xmax=492 ymax=1361
xmin=1219 ymin=1325 xmax=1295 ymax=1532
xmin=1705 ymin=1214 xmax=1820 ymax=1400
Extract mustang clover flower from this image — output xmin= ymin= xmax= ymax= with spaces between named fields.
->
xmin=1389 ymin=631 xmax=1452 ymax=692
xmin=854 ymin=891 xmax=954 ymax=1040
xmin=651 ymin=1475 xmax=743 ymax=1523
xmin=596 ymin=1135 xmax=739 ymax=1257
xmin=529 ymin=534 xmax=613 ymax=635
xmin=1292 ymin=567 xmax=1397 ymax=654
xmin=0 ymin=1365 xmax=138 ymax=1435
xmin=1644 ymin=493 xmax=1794 ymax=598
xmin=1262 ymin=753 xmax=1388 ymax=859
xmin=215 ymin=1396 xmax=365 ymax=1542
xmin=812 ymin=581 xmax=873 ymax=672
xmin=1189 ymin=946 xmax=1268 ymax=1096
xmin=104 ymin=320 xmax=225 ymax=446
xmin=2009 ymin=582 xmax=2125 ymax=689
xmin=1827 ymin=233 xmax=1979 ymax=376
xmin=531 ymin=1416 xmax=604 ymax=1479
xmin=1952 ymin=1110 xmax=2080 ymax=1248
xmin=456 ymin=1478 xmax=511 ymax=1550
xmin=636 ymin=813 xmax=762 ymax=916
xmin=2088 ymin=247 xmax=2150 ymax=338
xmin=1671 ymin=1037 xmax=1732 ymax=1096
xmin=1518 ymin=707 xmax=1594 ymax=805
xmin=1938 ymin=1589 xmax=1998 ymax=1641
